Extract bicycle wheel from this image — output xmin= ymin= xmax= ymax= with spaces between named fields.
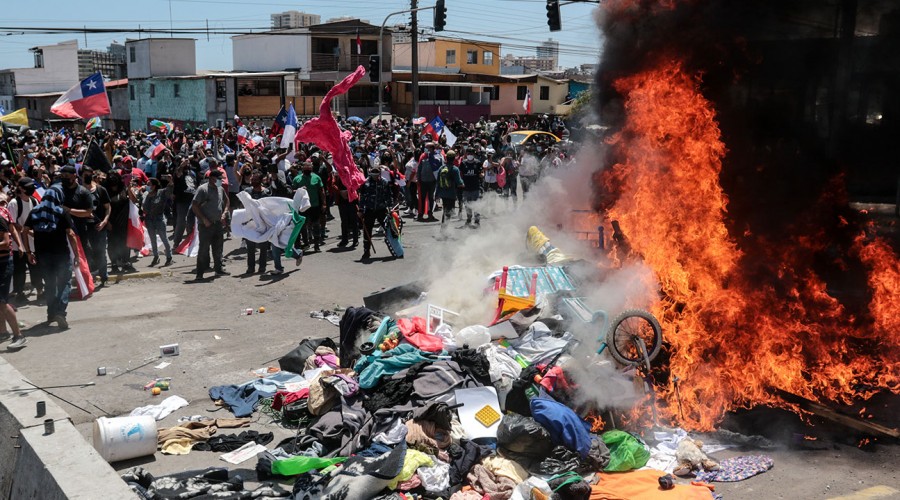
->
xmin=606 ymin=309 xmax=663 ymax=366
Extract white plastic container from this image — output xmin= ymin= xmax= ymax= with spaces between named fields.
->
xmin=92 ymin=416 xmax=158 ymax=462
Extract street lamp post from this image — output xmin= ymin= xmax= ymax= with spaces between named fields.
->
xmin=378 ymin=5 xmax=435 ymax=118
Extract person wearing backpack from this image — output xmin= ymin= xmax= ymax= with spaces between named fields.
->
xmin=416 ymin=142 xmax=442 ymax=222
xmin=8 ymin=177 xmax=40 ymax=303
xmin=435 ymin=150 xmax=464 ymax=234
xmin=23 ymin=185 xmax=79 ymax=331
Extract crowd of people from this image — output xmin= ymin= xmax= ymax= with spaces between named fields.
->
xmin=0 ymin=113 xmax=576 ymax=350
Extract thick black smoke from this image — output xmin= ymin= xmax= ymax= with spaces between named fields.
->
xmin=594 ymin=0 xmax=900 ymax=313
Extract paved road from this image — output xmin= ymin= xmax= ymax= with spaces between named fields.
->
xmin=2 ymin=208 xmax=897 ymax=500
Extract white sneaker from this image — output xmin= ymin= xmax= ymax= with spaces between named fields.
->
xmin=8 ymin=337 xmax=27 ymax=349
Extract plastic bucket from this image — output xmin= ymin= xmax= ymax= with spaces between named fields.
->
xmin=92 ymin=416 xmax=158 ymax=462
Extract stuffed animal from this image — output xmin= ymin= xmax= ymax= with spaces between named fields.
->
xmin=673 ymin=438 xmax=720 ymax=476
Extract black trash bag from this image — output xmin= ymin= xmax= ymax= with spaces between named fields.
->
xmin=536 ymin=445 xmax=585 ymax=475
xmin=496 ymin=413 xmax=553 ymax=469
xmin=338 ymin=306 xmax=376 ymax=368
xmin=505 ymin=364 xmax=540 ymax=417
xmin=279 ymin=337 xmax=338 ymax=374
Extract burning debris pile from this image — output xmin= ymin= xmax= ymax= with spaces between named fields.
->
xmin=593 ymin=0 xmax=900 ymax=431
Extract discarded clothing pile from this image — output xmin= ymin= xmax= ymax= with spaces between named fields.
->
xmin=122 ymin=467 xmax=289 ymax=499
xmin=129 ymin=307 xmax=736 ymax=500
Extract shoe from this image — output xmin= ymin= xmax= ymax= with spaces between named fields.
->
xmin=15 ymin=293 xmax=27 ymax=304
xmin=196 ymin=273 xmax=204 ymax=280
xmin=417 ymin=217 xmax=425 ymax=222
xmin=245 ymin=268 xmax=255 ymax=275
xmin=337 ymin=239 xmax=348 ymax=248
xmin=215 ymin=269 xmax=230 ymax=276
xmin=361 ymin=250 xmax=371 ymax=260
xmin=269 ymin=269 xmax=284 ymax=275
xmin=123 ymin=264 xmax=137 ymax=273
xmin=295 ymin=253 xmax=303 ymax=266
xmin=314 ymin=245 xmax=320 ymax=253
xmin=56 ymin=316 xmax=69 ymax=330
xmin=110 ymin=265 xmax=120 ymax=274
xmin=351 ymin=239 xmax=359 ymax=248
xmin=164 ymin=256 xmax=172 ymax=266
xmin=426 ymin=216 xmax=438 ymax=222
xmin=149 ymin=256 xmax=160 ymax=267
xmin=98 ymin=278 xmax=108 ymax=288
xmin=8 ymin=337 xmax=27 ymax=349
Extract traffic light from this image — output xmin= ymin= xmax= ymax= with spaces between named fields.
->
xmin=369 ymin=54 xmax=380 ymax=82
xmin=434 ymin=0 xmax=447 ymax=32
xmin=546 ymin=0 xmax=561 ymax=32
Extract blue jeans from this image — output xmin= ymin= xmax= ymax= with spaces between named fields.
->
xmin=40 ymin=252 xmax=71 ymax=320
xmin=270 ymin=244 xmax=302 ymax=273
xmin=146 ymin=217 xmax=171 ymax=258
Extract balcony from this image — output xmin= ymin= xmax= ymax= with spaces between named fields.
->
xmin=310 ymin=53 xmax=375 ymax=72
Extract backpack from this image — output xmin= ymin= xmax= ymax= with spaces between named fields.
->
xmin=11 ymin=196 xmax=38 ymax=225
xmin=438 ymin=165 xmax=453 ymax=189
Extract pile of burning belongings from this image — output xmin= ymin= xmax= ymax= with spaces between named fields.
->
xmin=122 ymin=227 xmax=769 ymax=500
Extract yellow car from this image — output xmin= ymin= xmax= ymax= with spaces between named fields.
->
xmin=504 ymin=130 xmax=560 ymax=152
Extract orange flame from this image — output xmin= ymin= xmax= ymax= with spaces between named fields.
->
xmin=598 ymin=59 xmax=900 ymax=431
xmin=586 ymin=411 xmax=606 ymax=433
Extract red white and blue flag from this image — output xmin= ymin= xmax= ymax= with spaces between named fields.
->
xmin=412 ymin=117 xmax=427 ymax=125
xmin=144 ymin=139 xmax=166 ymax=159
xmin=423 ymin=115 xmax=445 ymax=140
xmin=270 ymin=106 xmax=287 ymax=138
xmin=51 ymin=72 xmax=110 ymax=119
xmin=280 ymin=103 xmax=298 ymax=148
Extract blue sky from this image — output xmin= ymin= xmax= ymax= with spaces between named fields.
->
xmin=1 ymin=0 xmax=602 ymax=70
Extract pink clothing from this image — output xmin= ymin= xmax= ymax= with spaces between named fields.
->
xmin=397 ymin=317 xmax=444 ymax=352
xmin=295 ymin=66 xmax=367 ymax=201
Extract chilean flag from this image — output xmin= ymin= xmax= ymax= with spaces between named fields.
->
xmin=280 ymin=104 xmax=297 ymax=148
xmin=69 ymin=235 xmax=94 ymax=300
xmin=51 ymin=72 xmax=110 ymax=119
xmin=523 ymin=88 xmax=532 ymax=114
xmin=126 ymin=201 xmax=145 ymax=250
xmin=237 ymin=125 xmax=250 ymax=145
xmin=270 ymin=106 xmax=287 ymax=138
xmin=175 ymin=225 xmax=199 ymax=257
xmin=423 ymin=115 xmax=445 ymax=140
xmin=144 ymin=139 xmax=166 ymax=159
xmin=356 ymin=29 xmax=362 ymax=55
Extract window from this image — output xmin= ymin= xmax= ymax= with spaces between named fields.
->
xmin=236 ymin=79 xmax=281 ymax=96
xmin=466 ymin=50 xmax=477 ymax=64
xmin=301 ymin=81 xmax=332 ymax=96
xmin=129 ymin=46 xmax=136 ymax=63
xmin=517 ymin=85 xmax=527 ymax=100
xmin=446 ymin=49 xmax=456 ymax=65
xmin=150 ymin=84 xmax=155 ymax=98
xmin=540 ymin=85 xmax=549 ymax=100
xmin=173 ymin=83 xmax=180 ymax=98
xmin=33 ymin=50 xmax=43 ymax=69
xmin=491 ymin=86 xmax=500 ymax=100
xmin=129 ymin=85 xmax=135 ymax=101
xmin=216 ymin=79 xmax=226 ymax=101
xmin=483 ymin=51 xmax=493 ymax=66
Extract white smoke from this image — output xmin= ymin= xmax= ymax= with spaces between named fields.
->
xmin=410 ymin=139 xmax=658 ymax=410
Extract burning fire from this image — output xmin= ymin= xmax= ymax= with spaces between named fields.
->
xmin=586 ymin=411 xmax=606 ymax=433
xmin=595 ymin=56 xmax=900 ymax=430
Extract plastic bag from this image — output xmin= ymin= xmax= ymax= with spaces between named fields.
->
xmin=456 ymin=325 xmax=491 ymax=348
xmin=601 ymin=430 xmax=650 ymax=471
xmin=496 ymin=413 xmax=553 ymax=468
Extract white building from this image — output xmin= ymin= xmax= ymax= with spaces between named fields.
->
xmin=536 ymin=39 xmax=560 ymax=69
xmin=232 ymin=30 xmax=310 ymax=72
xmin=271 ymin=11 xmax=321 ymax=29
xmin=125 ymin=38 xmax=196 ymax=79
xmin=0 ymin=40 xmax=81 ymax=117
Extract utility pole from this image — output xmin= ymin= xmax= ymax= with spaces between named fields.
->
xmin=411 ymin=0 xmax=419 ymax=119
xmin=378 ymin=5 xmax=435 ymax=118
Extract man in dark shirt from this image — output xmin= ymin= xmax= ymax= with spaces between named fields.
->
xmin=23 ymin=186 xmax=78 ymax=330
xmin=58 ymin=164 xmax=94 ymax=237
xmin=81 ymin=166 xmax=111 ymax=286
xmin=460 ymin=145 xmax=483 ymax=227
xmin=357 ymin=167 xmax=393 ymax=260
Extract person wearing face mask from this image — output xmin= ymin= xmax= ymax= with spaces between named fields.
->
xmin=460 ymin=145 xmax=483 ymax=227
xmin=191 ymin=169 xmax=229 ymax=280
xmin=415 ymin=142 xmax=442 ymax=222
xmin=356 ymin=167 xmax=393 ymax=260
xmin=58 ymin=165 xmax=95 ymax=247
xmin=242 ymin=170 xmax=271 ymax=275
xmin=142 ymin=176 xmax=174 ymax=267
xmin=291 ymin=160 xmax=325 ymax=253
xmin=81 ymin=166 xmax=111 ymax=287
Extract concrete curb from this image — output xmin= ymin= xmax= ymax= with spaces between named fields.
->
xmin=0 ymin=358 xmax=137 ymax=499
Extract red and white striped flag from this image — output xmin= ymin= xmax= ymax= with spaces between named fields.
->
xmin=175 ymin=225 xmax=199 ymax=257
xmin=356 ymin=30 xmax=362 ymax=55
xmin=126 ymin=201 xmax=144 ymax=250
xmin=523 ymin=89 xmax=532 ymax=114
xmin=69 ymin=235 xmax=94 ymax=300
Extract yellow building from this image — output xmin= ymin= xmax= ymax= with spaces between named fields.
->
xmin=393 ymin=36 xmax=500 ymax=76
